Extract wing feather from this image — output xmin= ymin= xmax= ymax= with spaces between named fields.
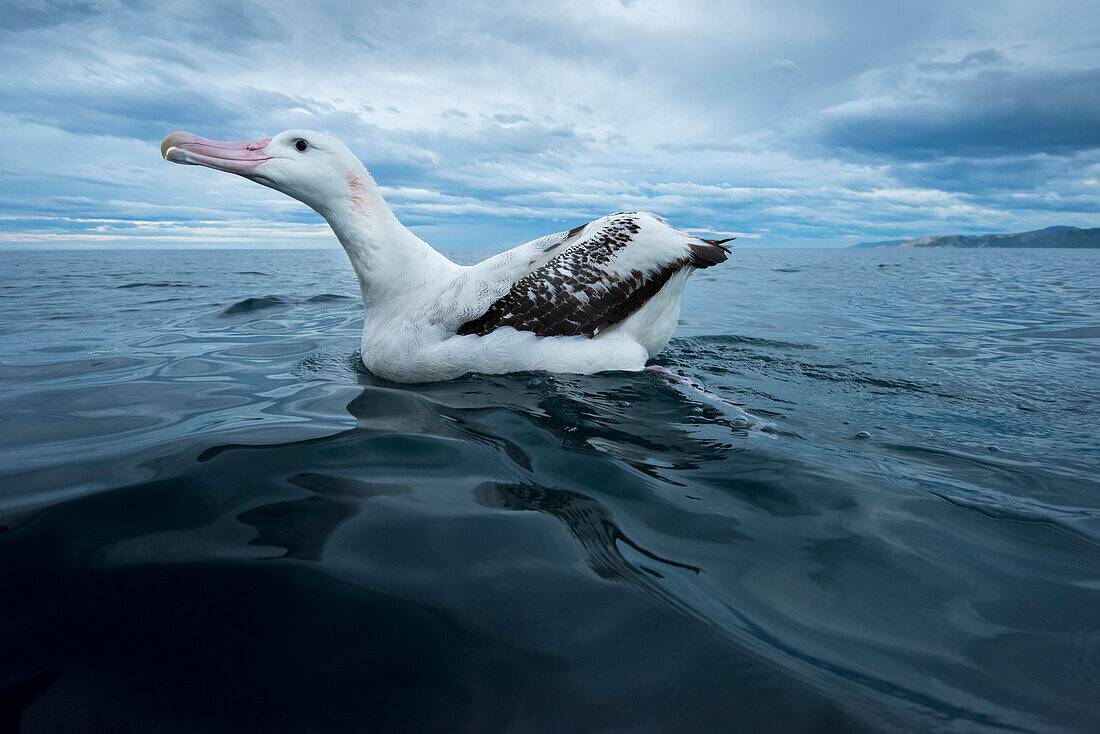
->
xmin=456 ymin=213 xmax=730 ymax=338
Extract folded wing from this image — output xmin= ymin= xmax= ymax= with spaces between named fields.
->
xmin=456 ymin=212 xmax=730 ymax=338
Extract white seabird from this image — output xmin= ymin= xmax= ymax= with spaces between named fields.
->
xmin=161 ymin=129 xmax=732 ymax=383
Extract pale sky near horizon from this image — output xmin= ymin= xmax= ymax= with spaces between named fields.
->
xmin=2 ymin=0 xmax=1099 ymax=250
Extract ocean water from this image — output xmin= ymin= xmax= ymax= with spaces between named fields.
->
xmin=1 ymin=246 xmax=1098 ymax=732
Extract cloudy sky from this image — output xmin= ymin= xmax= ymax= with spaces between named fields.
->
xmin=2 ymin=0 xmax=1098 ymax=249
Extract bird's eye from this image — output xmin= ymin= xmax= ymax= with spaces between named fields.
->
xmin=294 ymin=139 xmax=309 ymax=152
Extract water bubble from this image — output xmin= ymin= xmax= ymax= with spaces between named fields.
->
xmin=855 ymin=431 xmax=871 ymax=439
xmin=731 ymin=417 xmax=750 ymax=428
xmin=987 ymin=445 xmax=1001 ymax=452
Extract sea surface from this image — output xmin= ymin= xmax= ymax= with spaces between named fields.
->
xmin=1 ymin=246 xmax=1098 ymax=732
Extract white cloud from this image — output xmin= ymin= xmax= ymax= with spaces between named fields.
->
xmin=1 ymin=0 xmax=1097 ymax=249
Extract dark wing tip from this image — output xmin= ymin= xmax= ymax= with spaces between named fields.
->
xmin=699 ymin=236 xmax=735 ymax=246
xmin=688 ymin=242 xmax=731 ymax=268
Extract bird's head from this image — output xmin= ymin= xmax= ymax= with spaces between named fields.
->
xmin=160 ymin=129 xmax=374 ymax=216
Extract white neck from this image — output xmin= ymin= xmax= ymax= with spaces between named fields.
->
xmin=314 ymin=172 xmax=456 ymax=302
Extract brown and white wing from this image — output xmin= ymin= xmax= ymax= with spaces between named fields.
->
xmin=456 ymin=212 xmax=730 ymax=338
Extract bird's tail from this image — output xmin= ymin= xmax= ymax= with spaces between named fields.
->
xmin=687 ymin=236 xmax=734 ymax=268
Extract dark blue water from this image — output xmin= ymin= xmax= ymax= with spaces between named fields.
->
xmin=2 ymin=247 xmax=1098 ymax=732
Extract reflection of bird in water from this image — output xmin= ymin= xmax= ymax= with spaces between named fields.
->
xmin=473 ymin=482 xmax=701 ymax=583
xmin=473 ymin=482 xmax=712 ymax=649
xmin=472 ymin=480 xmax=1016 ymax=729
xmin=198 ymin=372 xmax=741 ymax=565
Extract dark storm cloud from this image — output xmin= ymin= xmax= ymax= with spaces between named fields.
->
xmin=815 ymin=65 xmax=1100 ymax=160
xmin=0 ymin=75 xmax=346 ymax=142
xmin=2 ymin=0 xmax=107 ymax=32
xmin=887 ymin=151 xmax=1100 ymax=196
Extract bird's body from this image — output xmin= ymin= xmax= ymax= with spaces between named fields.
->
xmin=354 ymin=211 xmax=727 ymax=382
xmin=161 ymin=129 xmax=731 ymax=382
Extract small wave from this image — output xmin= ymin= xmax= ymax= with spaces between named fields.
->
xmin=306 ymin=293 xmax=355 ymax=303
xmin=772 ymin=267 xmax=802 ymax=273
xmin=667 ymin=336 xmax=948 ymax=397
xmin=676 ymin=334 xmax=820 ymax=350
xmin=288 ymin=472 xmax=410 ymax=498
xmin=1021 ymin=326 xmax=1100 ymax=340
xmin=116 ymin=282 xmax=198 ymax=289
xmin=220 ymin=295 xmax=290 ymax=316
xmin=0 ymin=355 xmax=147 ymax=380
xmin=292 ymin=349 xmax=363 ymax=381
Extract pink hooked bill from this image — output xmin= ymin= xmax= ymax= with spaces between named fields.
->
xmin=160 ymin=132 xmax=272 ymax=176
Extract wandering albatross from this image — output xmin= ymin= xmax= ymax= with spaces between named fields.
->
xmin=161 ymin=129 xmax=732 ymax=383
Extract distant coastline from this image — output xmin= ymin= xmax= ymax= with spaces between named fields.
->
xmin=852 ymin=226 xmax=1100 ymax=249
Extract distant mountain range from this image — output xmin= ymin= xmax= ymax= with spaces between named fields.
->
xmin=852 ymin=226 xmax=1100 ymax=248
